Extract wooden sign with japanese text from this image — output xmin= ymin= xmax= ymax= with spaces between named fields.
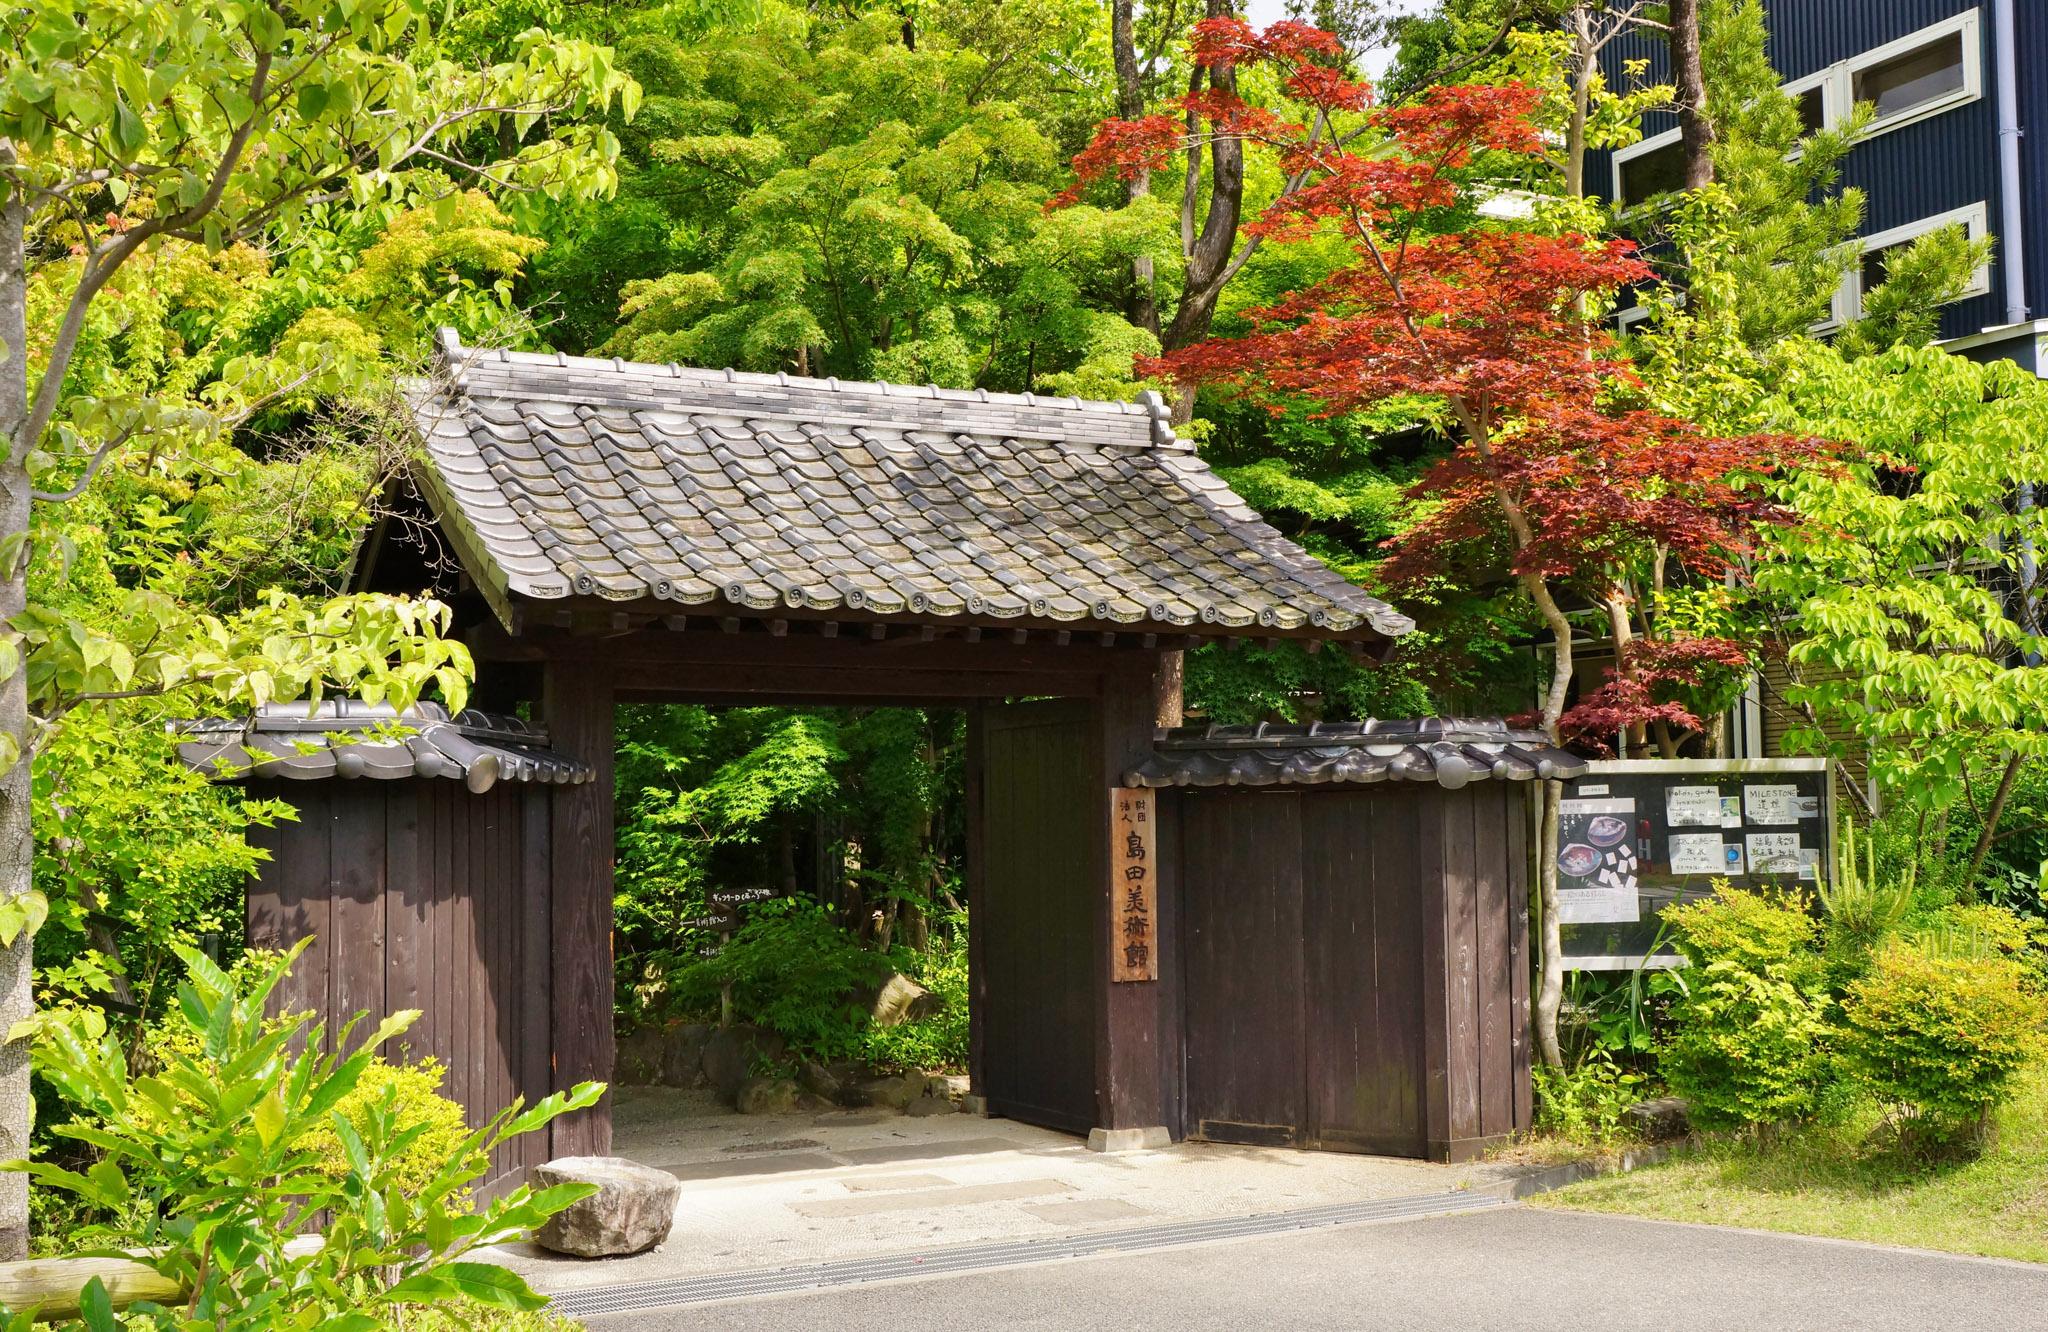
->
xmin=1111 ymin=787 xmax=1158 ymax=982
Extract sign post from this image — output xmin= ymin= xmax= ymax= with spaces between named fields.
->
xmin=686 ymin=886 xmax=786 ymax=1026
xmin=1111 ymin=787 xmax=1158 ymax=982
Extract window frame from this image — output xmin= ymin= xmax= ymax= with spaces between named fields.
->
xmin=1837 ymin=8 xmax=1983 ymax=140
xmin=1782 ymin=67 xmax=1843 ymax=138
xmin=1846 ymin=200 xmax=1992 ymax=320
xmin=1609 ymin=126 xmax=1683 ymax=209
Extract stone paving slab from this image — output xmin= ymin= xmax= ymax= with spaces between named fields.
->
xmin=789 ymin=1178 xmax=1072 ymax=1218
xmin=497 ymin=1086 xmax=1541 ymax=1298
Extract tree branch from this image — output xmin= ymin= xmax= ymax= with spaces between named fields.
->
xmin=28 ymin=427 xmax=134 ymax=503
xmin=15 ymin=45 xmax=277 ymax=466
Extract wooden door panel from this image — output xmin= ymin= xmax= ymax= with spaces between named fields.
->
xmin=1179 ymin=790 xmax=1306 ymax=1146
xmin=1302 ymin=791 xmax=1427 ymax=1156
xmin=976 ymin=700 xmax=1098 ymax=1134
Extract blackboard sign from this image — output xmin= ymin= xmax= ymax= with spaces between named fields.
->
xmin=683 ymin=886 xmax=787 ymax=960
xmin=1560 ymin=758 xmax=1834 ymax=970
xmin=707 ymin=885 xmax=780 ymax=924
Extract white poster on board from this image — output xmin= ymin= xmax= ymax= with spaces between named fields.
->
xmin=1746 ymin=832 xmax=1804 ymax=876
xmin=1557 ymin=796 xmax=1641 ymax=923
xmin=1666 ymin=786 xmax=1724 ymax=828
xmin=1744 ymin=784 xmax=1802 ymax=825
xmin=1668 ymin=833 xmax=1728 ymax=876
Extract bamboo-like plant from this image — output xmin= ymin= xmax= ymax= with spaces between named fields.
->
xmin=1817 ymin=816 xmax=1914 ymax=946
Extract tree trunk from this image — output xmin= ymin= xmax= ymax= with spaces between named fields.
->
xmin=1964 ymin=752 xmax=2025 ymax=901
xmin=1603 ymin=587 xmax=1646 ymax=756
xmin=1563 ymin=13 xmax=1594 ymax=201
xmin=1668 ymin=0 xmax=1717 ymax=190
xmin=1534 ymin=779 xmax=1565 ymax=1071
xmin=1530 ymin=625 xmax=1575 ymax=1072
xmin=1152 ymin=651 xmax=1184 ymax=729
xmin=1159 ymin=0 xmax=1247 ymax=426
xmin=0 ymin=140 xmax=35 ymax=1260
xmin=1111 ymin=0 xmax=1161 ymax=337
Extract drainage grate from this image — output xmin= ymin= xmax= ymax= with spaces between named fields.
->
xmin=549 ymin=1188 xmax=1509 ymax=1319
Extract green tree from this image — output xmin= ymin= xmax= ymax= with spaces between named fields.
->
xmin=0 ymin=0 xmax=632 ymax=1255
xmin=585 ymin=4 xmax=1166 ymax=392
xmin=1749 ymin=341 xmax=2048 ymax=884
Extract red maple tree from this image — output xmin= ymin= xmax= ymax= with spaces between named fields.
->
xmin=1061 ymin=17 xmax=1811 ymax=747
xmin=1061 ymin=18 xmax=1821 ymax=1066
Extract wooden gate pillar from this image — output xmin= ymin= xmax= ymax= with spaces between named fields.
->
xmin=542 ymin=658 xmax=616 ymax=1157
xmin=1092 ymin=655 xmax=1179 ymax=1144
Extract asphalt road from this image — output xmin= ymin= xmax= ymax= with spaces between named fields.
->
xmin=587 ymin=1205 xmax=2048 ymax=1331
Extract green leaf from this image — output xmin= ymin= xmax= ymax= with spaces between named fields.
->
xmin=78 ymin=1277 xmax=116 ymax=1332
xmin=109 ymin=100 xmax=145 ymax=157
xmin=382 ymin=1261 xmax=547 ymax=1310
xmin=313 ymin=1317 xmax=381 ymax=1332
xmin=252 ymin=1084 xmax=286 ymax=1150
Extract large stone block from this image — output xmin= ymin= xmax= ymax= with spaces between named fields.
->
xmin=702 ymin=1024 xmax=787 ymax=1104
xmin=736 ymin=1076 xmax=802 ymax=1116
xmin=1623 ymin=1097 xmax=1692 ymax=1143
xmin=867 ymin=973 xmax=945 ymax=1027
xmin=848 ymin=1070 xmax=926 ymax=1111
xmin=613 ymin=1021 xmax=714 ymax=1089
xmin=531 ymin=1156 xmax=681 ymax=1258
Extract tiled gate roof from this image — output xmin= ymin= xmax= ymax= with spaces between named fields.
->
xmin=403 ymin=330 xmax=1412 ymax=641
xmin=1124 ymin=719 xmax=1587 ymax=790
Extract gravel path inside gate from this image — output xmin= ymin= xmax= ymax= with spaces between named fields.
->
xmin=494 ymin=1086 xmax=1539 ymax=1297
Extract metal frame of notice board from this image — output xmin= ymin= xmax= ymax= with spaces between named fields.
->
xmin=1558 ymin=757 xmax=1835 ymax=971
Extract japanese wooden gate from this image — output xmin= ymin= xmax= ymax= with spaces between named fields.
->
xmin=203 ymin=330 xmax=1587 ymax=1166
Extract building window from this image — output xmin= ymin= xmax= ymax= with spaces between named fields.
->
xmin=1609 ymin=10 xmax=1980 ymax=209
xmin=1840 ymin=9 xmax=1982 ymax=136
xmin=1795 ymin=85 xmax=1827 ymax=132
xmin=1612 ymin=131 xmax=1684 ymax=208
xmin=1783 ymin=68 xmax=1840 ymax=136
xmin=1854 ymin=31 xmax=1966 ymax=118
xmin=1845 ymin=201 xmax=1992 ymax=319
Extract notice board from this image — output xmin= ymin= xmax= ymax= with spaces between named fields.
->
xmin=1559 ymin=757 xmax=1834 ymax=970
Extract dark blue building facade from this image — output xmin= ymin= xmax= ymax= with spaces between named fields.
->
xmin=1592 ymin=1 xmax=2048 ymax=371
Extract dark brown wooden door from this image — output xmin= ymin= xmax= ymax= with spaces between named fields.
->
xmin=973 ymin=700 xmax=1099 ymax=1134
xmin=1181 ymin=789 xmax=1305 ymax=1146
xmin=1302 ymin=791 xmax=1428 ymax=1156
xmin=1178 ymin=788 xmax=1428 ymax=1155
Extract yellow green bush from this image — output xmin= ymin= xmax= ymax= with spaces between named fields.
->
xmin=1664 ymin=884 xmax=1820 ymax=981
xmin=300 ymin=1055 xmax=483 ymax=1201
xmin=1659 ymin=962 xmax=1838 ymax=1131
xmin=1838 ymin=943 xmax=2047 ymax=1140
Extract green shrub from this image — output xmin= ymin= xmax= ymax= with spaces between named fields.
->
xmin=1659 ymin=961 xmax=1839 ymax=1130
xmin=11 ymin=939 xmax=601 ymax=1329
xmin=675 ymin=900 xmax=892 ymax=1061
xmin=300 ymin=1056 xmax=481 ymax=1201
xmin=864 ymin=923 xmax=969 ymax=1073
xmin=1664 ymin=884 xmax=1820 ymax=981
xmin=1533 ymin=1057 xmax=1649 ymax=1146
xmin=1908 ymin=903 xmax=2048 ymax=994
xmin=1838 ymin=942 xmax=2046 ymax=1142
xmin=1818 ymin=817 xmax=1913 ymax=956
xmin=128 ymin=957 xmax=482 ymax=1207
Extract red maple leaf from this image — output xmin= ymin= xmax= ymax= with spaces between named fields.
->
xmin=1058 ymin=17 xmax=1829 ymax=735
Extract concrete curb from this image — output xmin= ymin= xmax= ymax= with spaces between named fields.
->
xmin=1469 ymin=1141 xmax=1685 ymax=1201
